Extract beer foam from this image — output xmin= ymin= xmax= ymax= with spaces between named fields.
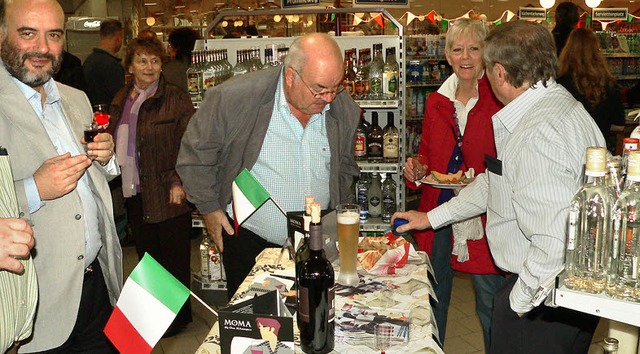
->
xmin=337 ymin=211 xmax=359 ymax=224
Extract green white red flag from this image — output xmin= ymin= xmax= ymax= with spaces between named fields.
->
xmin=232 ymin=168 xmax=271 ymax=233
xmin=104 ymin=253 xmax=190 ymax=354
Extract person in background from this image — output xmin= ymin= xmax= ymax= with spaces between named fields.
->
xmin=137 ymin=28 xmax=157 ymax=40
xmin=54 ymin=51 xmax=85 ymax=91
xmin=394 ymin=21 xmax=604 ymax=354
xmin=403 ymin=18 xmax=504 ymax=351
xmin=558 ymin=28 xmax=625 ymax=153
xmin=0 ymin=0 xmax=123 ymax=352
xmin=552 ymin=1 xmax=579 ymax=56
xmin=107 ymin=37 xmax=195 ymax=337
xmin=176 ymin=33 xmax=360 ymax=298
xmin=83 ymin=19 xmax=125 ymax=106
xmin=0 ymin=218 xmax=37 ymax=354
xmin=164 ymin=27 xmax=200 ymax=93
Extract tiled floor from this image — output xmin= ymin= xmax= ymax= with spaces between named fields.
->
xmin=122 ymin=241 xmax=610 ymax=354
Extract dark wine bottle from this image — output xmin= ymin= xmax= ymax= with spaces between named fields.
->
xmin=297 ymin=202 xmax=335 ymax=354
xmin=367 ymin=112 xmax=383 ymax=161
xmin=295 ymin=195 xmax=315 ymax=283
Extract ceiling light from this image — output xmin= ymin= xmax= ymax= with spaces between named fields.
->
xmin=539 ymin=0 xmax=555 ymax=8
xmin=585 ymin=0 xmax=601 ymax=7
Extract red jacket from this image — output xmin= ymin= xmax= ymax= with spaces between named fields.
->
xmin=407 ymin=75 xmax=502 ymax=274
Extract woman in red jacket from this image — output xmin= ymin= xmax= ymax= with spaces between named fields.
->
xmin=404 ymin=19 xmax=504 ymax=351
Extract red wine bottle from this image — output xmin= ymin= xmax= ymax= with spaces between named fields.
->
xmin=297 ymin=202 xmax=335 ymax=354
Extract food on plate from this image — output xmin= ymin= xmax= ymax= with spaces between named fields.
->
xmin=426 ymin=170 xmax=474 ymax=185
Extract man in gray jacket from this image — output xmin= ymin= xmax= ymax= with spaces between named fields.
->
xmin=177 ymin=33 xmax=360 ymax=297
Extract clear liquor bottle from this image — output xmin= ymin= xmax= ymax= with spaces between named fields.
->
xmin=382 ymin=112 xmax=399 ymax=163
xmin=382 ymin=47 xmax=399 ymax=99
xmin=186 ymin=50 xmax=203 ymax=103
xmin=354 ymin=58 xmax=369 ymax=100
xmin=357 ymin=173 xmax=370 ymax=222
xmin=368 ymin=44 xmax=384 ymax=99
xmin=202 ymin=50 xmax=216 ymax=92
xmin=565 ymin=146 xmax=614 ymax=293
xmin=607 ymin=151 xmax=640 ymax=301
xmin=233 ymin=50 xmax=248 ymax=77
xmin=368 ymin=173 xmax=382 ymax=219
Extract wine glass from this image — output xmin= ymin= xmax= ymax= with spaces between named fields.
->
xmin=374 ymin=323 xmax=394 ymax=354
xmin=413 ymin=154 xmax=428 ymax=182
xmin=92 ymin=103 xmax=110 ymax=130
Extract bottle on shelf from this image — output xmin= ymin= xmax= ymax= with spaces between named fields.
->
xmin=366 ymin=112 xmax=383 ymax=162
xmin=357 ymin=173 xmax=370 ymax=222
xmin=297 ymin=202 xmax=335 ymax=354
xmin=199 ymin=228 xmax=211 ymax=279
xmin=187 ymin=50 xmax=203 ymax=103
xmin=621 ymin=137 xmax=639 ymax=176
xmin=601 ymin=337 xmax=619 ymax=354
xmin=381 ymin=173 xmax=397 ymax=223
xmin=354 ymin=58 xmax=369 ymax=100
xmin=233 ymin=50 xmax=248 ymax=76
xmin=383 ymin=47 xmax=399 ymax=99
xmin=382 ymin=112 xmax=399 ymax=163
xmin=564 ymin=146 xmax=614 ymax=294
xmin=607 ymin=151 xmax=640 ymax=301
xmin=202 ymin=50 xmax=216 ymax=92
xmin=343 ymin=56 xmax=355 ymax=97
xmin=368 ymin=173 xmax=382 ymax=219
xmin=295 ymin=195 xmax=315 ymax=281
xmin=354 ymin=112 xmax=368 ymax=161
xmin=368 ymin=44 xmax=384 ymax=100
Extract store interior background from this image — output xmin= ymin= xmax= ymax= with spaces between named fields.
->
xmin=60 ymin=0 xmax=640 ymax=48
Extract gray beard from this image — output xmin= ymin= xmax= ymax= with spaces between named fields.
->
xmin=1 ymin=38 xmax=61 ymax=87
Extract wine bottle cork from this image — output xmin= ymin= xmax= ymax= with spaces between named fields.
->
xmin=311 ymin=202 xmax=321 ymax=224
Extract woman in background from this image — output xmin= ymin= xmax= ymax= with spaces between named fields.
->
xmin=403 ymin=19 xmax=504 ymax=351
xmin=108 ymin=37 xmax=195 ymax=336
xmin=163 ymin=27 xmax=200 ymax=93
xmin=558 ymin=28 xmax=625 ymax=152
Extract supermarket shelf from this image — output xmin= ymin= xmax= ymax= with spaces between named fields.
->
xmin=604 ymin=52 xmax=640 ymax=58
xmin=355 ymin=99 xmax=400 ymax=108
xmin=407 ymin=116 xmax=424 ymax=122
xmin=359 ymin=217 xmax=391 ymax=232
xmin=616 ymin=74 xmax=640 ymax=80
xmin=406 ymin=82 xmax=443 ymax=88
xmin=407 ymin=55 xmax=447 ymax=61
xmin=554 ymin=285 xmax=640 ymax=327
xmin=357 ymin=161 xmax=400 ymax=173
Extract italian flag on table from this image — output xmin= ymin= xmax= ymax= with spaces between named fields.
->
xmin=104 ymin=253 xmax=190 ymax=354
xmin=232 ymin=168 xmax=271 ymax=233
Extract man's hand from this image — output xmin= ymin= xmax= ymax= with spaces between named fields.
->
xmin=34 ymin=153 xmax=92 ymax=201
xmin=202 ymin=209 xmax=234 ymax=252
xmin=0 ymin=218 xmax=35 ymax=274
xmin=169 ymin=185 xmax=186 ymax=205
xmin=392 ymin=210 xmax=432 ymax=233
xmin=84 ymin=132 xmax=114 ymax=165
xmin=403 ymin=157 xmax=418 ymax=182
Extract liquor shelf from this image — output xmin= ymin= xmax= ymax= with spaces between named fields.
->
xmin=616 ymin=74 xmax=640 ymax=80
xmin=354 ymin=99 xmax=400 ymax=108
xmin=603 ymin=52 xmax=640 ymax=58
xmin=554 ymin=285 xmax=640 ymax=327
xmin=357 ymin=161 xmax=400 ymax=173
xmin=359 ymin=217 xmax=391 ymax=232
xmin=406 ymin=82 xmax=444 ymax=88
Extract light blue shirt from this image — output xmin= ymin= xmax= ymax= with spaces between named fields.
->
xmin=226 ymin=70 xmax=331 ymax=245
xmin=14 ymin=78 xmax=109 ymax=267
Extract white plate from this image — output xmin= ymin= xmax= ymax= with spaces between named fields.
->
xmin=419 ymin=175 xmax=474 ymax=189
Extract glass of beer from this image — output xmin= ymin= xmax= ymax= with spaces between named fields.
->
xmin=336 ymin=203 xmax=361 ymax=287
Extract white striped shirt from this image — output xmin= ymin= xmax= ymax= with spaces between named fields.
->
xmin=428 ymin=81 xmax=606 ymax=313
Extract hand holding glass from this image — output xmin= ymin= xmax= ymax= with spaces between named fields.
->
xmin=413 ymin=154 xmax=428 ymax=182
xmin=336 ymin=203 xmax=360 ymax=287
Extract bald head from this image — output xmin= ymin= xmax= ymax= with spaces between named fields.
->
xmin=1 ymin=0 xmax=64 ymax=30
xmin=284 ymin=33 xmax=344 ymax=75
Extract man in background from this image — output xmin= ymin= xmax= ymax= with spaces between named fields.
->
xmin=0 ymin=0 xmax=123 ymax=352
xmin=552 ymin=1 xmax=579 ymax=56
xmin=177 ymin=33 xmax=361 ymax=298
xmin=83 ymin=19 xmax=124 ymax=106
xmin=394 ymin=21 xmax=604 ymax=353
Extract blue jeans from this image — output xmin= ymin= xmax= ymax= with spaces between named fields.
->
xmin=471 ymin=273 xmax=505 ymax=353
xmin=430 ymin=227 xmax=454 ymax=345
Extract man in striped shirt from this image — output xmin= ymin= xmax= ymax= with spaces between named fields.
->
xmin=395 ymin=21 xmax=604 ymax=354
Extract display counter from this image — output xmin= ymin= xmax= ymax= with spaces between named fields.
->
xmin=195 ymin=247 xmax=442 ymax=354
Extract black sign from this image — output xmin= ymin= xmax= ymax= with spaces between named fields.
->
xmin=353 ymin=0 xmax=409 ymax=8
xmin=281 ymin=0 xmax=319 ymax=8
xmin=518 ymin=7 xmax=546 ymax=20
xmin=592 ymin=8 xmax=628 ymax=21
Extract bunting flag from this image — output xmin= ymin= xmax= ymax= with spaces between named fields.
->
xmin=407 ymin=12 xmax=416 ymax=25
xmin=232 ymin=168 xmax=271 ymax=233
xmin=353 ymin=14 xmax=363 ymax=26
xmin=426 ymin=10 xmax=435 ymax=24
xmin=442 ymin=19 xmax=449 ymax=33
xmin=506 ymin=10 xmax=516 ymax=22
xmin=104 ymin=253 xmax=190 ymax=354
xmin=373 ymin=13 xmax=384 ymax=28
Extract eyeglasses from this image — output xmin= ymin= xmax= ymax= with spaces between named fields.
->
xmin=292 ymin=68 xmax=345 ymax=99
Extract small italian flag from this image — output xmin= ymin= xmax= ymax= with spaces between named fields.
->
xmin=232 ymin=168 xmax=271 ymax=233
xmin=104 ymin=253 xmax=190 ymax=354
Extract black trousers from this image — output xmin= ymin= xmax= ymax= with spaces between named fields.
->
xmin=126 ymin=195 xmax=192 ymax=329
xmin=34 ymin=260 xmax=117 ymax=354
xmin=490 ymin=274 xmax=600 ymax=354
xmin=222 ymin=215 xmax=281 ymax=298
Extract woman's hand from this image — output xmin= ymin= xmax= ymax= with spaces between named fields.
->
xmin=169 ymin=184 xmax=186 ymax=204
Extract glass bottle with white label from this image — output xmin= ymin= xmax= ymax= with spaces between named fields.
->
xmin=607 ymin=151 xmax=640 ymax=301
